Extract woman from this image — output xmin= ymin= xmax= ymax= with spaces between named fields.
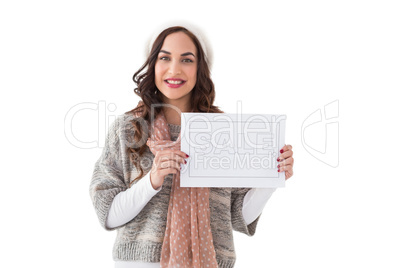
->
xmin=90 ymin=25 xmax=294 ymax=268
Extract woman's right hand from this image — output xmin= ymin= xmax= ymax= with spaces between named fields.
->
xmin=150 ymin=150 xmax=189 ymax=190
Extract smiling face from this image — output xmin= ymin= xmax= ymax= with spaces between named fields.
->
xmin=154 ymin=31 xmax=197 ymax=111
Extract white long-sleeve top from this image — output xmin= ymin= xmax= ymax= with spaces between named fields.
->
xmin=107 ymin=172 xmax=276 ymax=268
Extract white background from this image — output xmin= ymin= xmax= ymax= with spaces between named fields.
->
xmin=1 ymin=0 xmax=401 ymax=267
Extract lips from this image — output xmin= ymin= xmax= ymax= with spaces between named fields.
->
xmin=164 ymin=78 xmax=186 ymax=88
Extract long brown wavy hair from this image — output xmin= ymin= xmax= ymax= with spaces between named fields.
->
xmin=124 ymin=26 xmax=223 ymax=186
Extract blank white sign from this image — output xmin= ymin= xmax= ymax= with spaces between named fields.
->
xmin=180 ymin=113 xmax=286 ymax=188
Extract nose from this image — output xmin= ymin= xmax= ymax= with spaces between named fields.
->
xmin=168 ymin=59 xmax=181 ymax=75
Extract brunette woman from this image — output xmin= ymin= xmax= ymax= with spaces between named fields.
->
xmin=90 ymin=25 xmax=294 ymax=268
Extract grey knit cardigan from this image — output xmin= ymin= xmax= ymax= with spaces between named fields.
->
xmin=89 ymin=113 xmax=261 ymax=268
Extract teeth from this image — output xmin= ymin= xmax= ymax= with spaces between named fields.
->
xmin=167 ymin=80 xmax=183 ymax=84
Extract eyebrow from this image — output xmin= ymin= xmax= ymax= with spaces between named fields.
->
xmin=159 ymin=50 xmax=196 ymax=57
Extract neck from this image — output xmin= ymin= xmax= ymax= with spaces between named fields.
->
xmin=161 ymin=99 xmax=191 ymax=126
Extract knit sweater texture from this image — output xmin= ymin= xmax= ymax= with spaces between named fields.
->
xmin=89 ymin=113 xmax=261 ymax=268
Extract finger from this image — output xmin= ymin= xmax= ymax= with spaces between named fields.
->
xmin=280 ymin=144 xmax=293 ymax=153
xmin=278 ymin=165 xmax=293 ymax=178
xmin=279 ymin=149 xmax=293 ymax=161
xmin=158 ymin=154 xmax=187 ymax=165
xmin=159 ymin=160 xmax=181 ymax=172
xmin=278 ymin=165 xmax=290 ymax=173
xmin=158 ymin=159 xmax=180 ymax=169
xmin=285 ymin=169 xmax=293 ymax=180
xmin=159 ymin=168 xmax=179 ymax=177
xmin=278 ymin=157 xmax=293 ymax=167
xmin=156 ymin=151 xmax=188 ymax=164
xmin=281 ymin=144 xmax=293 ymax=152
xmin=159 ymin=149 xmax=189 ymax=159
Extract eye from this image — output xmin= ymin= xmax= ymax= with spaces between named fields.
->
xmin=159 ymin=56 xmax=169 ymax=61
xmin=182 ymin=59 xmax=194 ymax=63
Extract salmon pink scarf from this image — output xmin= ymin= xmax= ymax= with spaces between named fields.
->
xmin=146 ymin=108 xmax=218 ymax=268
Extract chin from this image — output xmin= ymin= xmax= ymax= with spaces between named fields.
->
xmin=164 ymin=94 xmax=186 ymax=101
xmin=161 ymin=91 xmax=192 ymax=102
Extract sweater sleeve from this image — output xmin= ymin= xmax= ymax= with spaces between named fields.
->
xmin=230 ymin=188 xmax=260 ymax=236
xmin=242 ymin=188 xmax=276 ymax=225
xmin=106 ymin=171 xmax=162 ymax=229
xmin=89 ymin=117 xmax=128 ymax=231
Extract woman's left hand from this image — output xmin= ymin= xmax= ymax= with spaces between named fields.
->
xmin=278 ymin=144 xmax=294 ymax=180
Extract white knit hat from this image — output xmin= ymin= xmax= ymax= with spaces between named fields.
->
xmin=144 ymin=21 xmax=214 ymax=70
